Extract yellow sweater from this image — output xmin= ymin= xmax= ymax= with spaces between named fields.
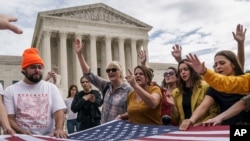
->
xmin=127 ymin=85 xmax=162 ymax=125
xmin=202 ymin=69 xmax=250 ymax=94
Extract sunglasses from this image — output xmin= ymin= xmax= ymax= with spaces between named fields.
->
xmin=163 ymin=71 xmax=175 ymax=77
xmin=106 ymin=68 xmax=118 ymax=73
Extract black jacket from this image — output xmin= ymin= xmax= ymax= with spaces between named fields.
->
xmin=71 ymin=89 xmax=102 ymax=122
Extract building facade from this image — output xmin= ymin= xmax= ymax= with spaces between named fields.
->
xmin=0 ymin=55 xmax=177 ymax=97
xmin=0 ymin=3 xmax=178 ymax=98
xmin=31 ymin=3 xmax=154 ymax=97
xmin=0 ymin=55 xmax=23 ymax=87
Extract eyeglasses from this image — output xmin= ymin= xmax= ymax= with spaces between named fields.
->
xmin=28 ymin=65 xmax=43 ymax=70
xmin=106 ymin=68 xmax=118 ymax=73
xmin=163 ymin=71 xmax=175 ymax=77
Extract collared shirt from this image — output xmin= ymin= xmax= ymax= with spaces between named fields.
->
xmin=84 ymin=71 xmax=132 ymax=123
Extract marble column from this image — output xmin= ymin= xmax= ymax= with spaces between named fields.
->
xmin=125 ymin=45 xmax=132 ymax=70
xmin=59 ymin=32 xmax=68 ymax=97
xmin=74 ymin=33 xmax=83 ymax=89
xmin=143 ymin=39 xmax=149 ymax=66
xmin=118 ymin=37 xmax=126 ymax=76
xmin=131 ymin=39 xmax=137 ymax=69
xmin=101 ymin=41 xmax=107 ymax=79
xmin=105 ymin=36 xmax=112 ymax=64
xmin=90 ymin=35 xmax=97 ymax=74
xmin=42 ymin=30 xmax=51 ymax=76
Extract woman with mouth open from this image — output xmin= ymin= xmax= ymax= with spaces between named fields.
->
xmin=74 ymin=39 xmax=132 ymax=124
xmin=116 ymin=65 xmax=162 ymax=125
xmin=179 ymin=50 xmax=250 ymax=130
xmin=179 ymin=24 xmax=250 ymax=130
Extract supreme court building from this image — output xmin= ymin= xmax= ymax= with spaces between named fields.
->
xmin=31 ymin=3 xmax=153 ymax=96
xmin=0 ymin=3 xmax=178 ymax=98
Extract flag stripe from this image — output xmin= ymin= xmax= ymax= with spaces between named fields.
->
xmin=165 ymin=133 xmax=229 ymax=137
xmin=136 ymin=135 xmax=229 ymax=141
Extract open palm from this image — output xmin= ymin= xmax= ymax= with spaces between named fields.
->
xmin=185 ymin=53 xmax=206 ymax=74
xmin=74 ymin=39 xmax=84 ymax=54
xmin=233 ymin=24 xmax=247 ymax=42
xmin=171 ymin=44 xmax=182 ymax=59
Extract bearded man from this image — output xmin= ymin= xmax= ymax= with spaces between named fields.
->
xmin=3 ymin=48 xmax=67 ymax=138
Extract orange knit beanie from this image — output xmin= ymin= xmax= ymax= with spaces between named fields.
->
xmin=21 ymin=48 xmax=44 ymax=69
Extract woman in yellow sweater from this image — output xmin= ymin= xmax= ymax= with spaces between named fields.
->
xmin=184 ymin=24 xmax=247 ymax=93
xmin=185 ymin=53 xmax=250 ymax=94
xmin=180 ymin=50 xmax=250 ymax=130
xmin=117 ymin=65 xmax=162 ymax=125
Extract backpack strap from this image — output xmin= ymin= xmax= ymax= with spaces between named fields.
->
xmin=101 ymin=82 xmax=111 ymax=104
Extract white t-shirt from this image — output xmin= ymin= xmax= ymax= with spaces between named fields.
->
xmin=4 ymin=80 xmax=66 ymax=135
xmin=64 ymin=97 xmax=77 ymax=120
xmin=0 ymin=83 xmax=3 ymax=95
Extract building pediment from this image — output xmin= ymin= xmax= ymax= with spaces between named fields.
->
xmin=39 ymin=3 xmax=152 ymax=29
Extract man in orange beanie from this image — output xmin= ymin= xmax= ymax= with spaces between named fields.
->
xmin=20 ymin=48 xmax=44 ymax=83
xmin=3 ymin=48 xmax=68 ymax=138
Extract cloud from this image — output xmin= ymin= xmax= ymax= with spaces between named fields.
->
xmin=0 ymin=0 xmax=250 ymax=71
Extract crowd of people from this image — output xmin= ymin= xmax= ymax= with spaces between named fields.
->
xmin=0 ymin=13 xmax=250 ymax=140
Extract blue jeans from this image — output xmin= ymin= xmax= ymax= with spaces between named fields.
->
xmin=67 ymin=119 xmax=80 ymax=134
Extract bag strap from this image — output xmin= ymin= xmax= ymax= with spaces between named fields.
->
xmin=102 ymin=82 xmax=110 ymax=98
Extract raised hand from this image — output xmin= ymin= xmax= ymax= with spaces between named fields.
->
xmin=0 ymin=14 xmax=23 ymax=34
xmin=185 ymin=53 xmax=206 ymax=75
xmin=125 ymin=69 xmax=137 ymax=87
xmin=44 ymin=70 xmax=57 ymax=83
xmin=233 ymin=24 xmax=247 ymax=43
xmin=233 ymin=24 xmax=247 ymax=70
xmin=171 ymin=44 xmax=182 ymax=63
xmin=74 ymin=39 xmax=84 ymax=54
xmin=138 ymin=50 xmax=147 ymax=66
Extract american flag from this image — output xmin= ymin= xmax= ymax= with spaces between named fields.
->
xmin=68 ymin=120 xmax=229 ymax=141
xmin=0 ymin=120 xmax=229 ymax=141
xmin=0 ymin=135 xmax=70 ymax=141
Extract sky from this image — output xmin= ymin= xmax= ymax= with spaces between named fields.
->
xmin=1 ymin=0 xmax=250 ymax=70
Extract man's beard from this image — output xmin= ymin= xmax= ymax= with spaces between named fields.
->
xmin=24 ymin=72 xmax=43 ymax=83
